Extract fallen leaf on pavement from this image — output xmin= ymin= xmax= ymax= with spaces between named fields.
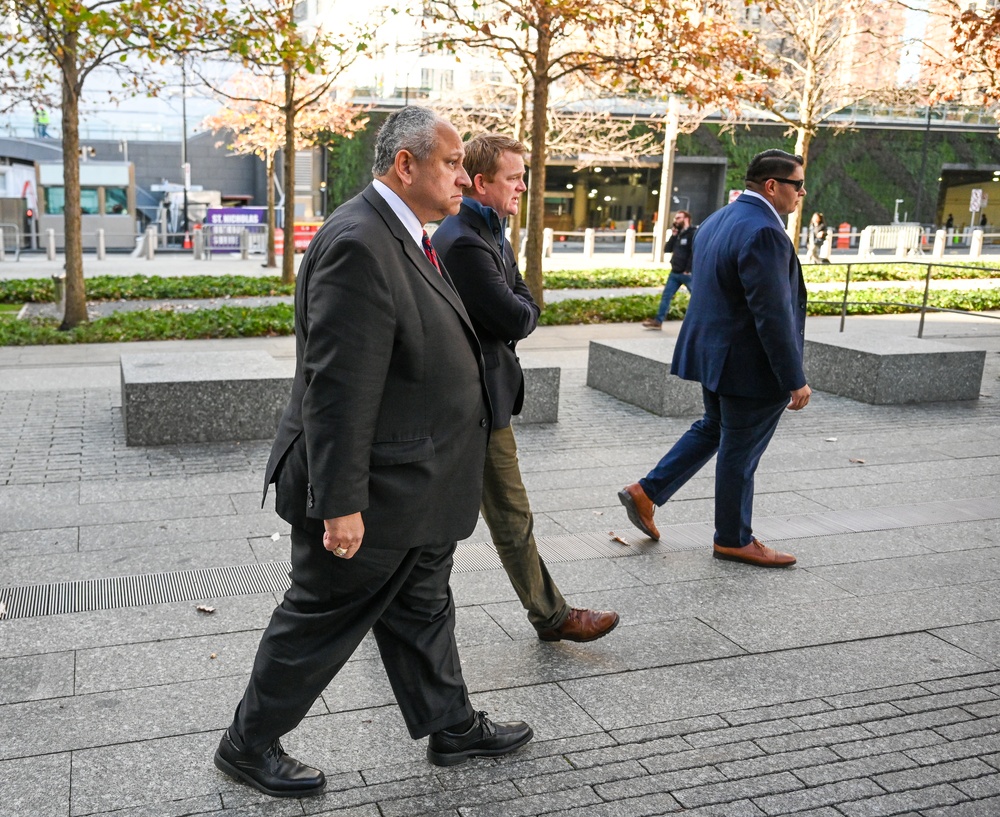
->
xmin=824 ymin=437 xmax=838 ymax=442
xmin=849 ymin=458 xmax=866 ymax=464
xmin=196 ymin=605 xmax=216 ymax=614
xmin=608 ymin=532 xmax=630 ymax=546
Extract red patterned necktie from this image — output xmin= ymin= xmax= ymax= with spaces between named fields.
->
xmin=421 ymin=230 xmax=441 ymax=274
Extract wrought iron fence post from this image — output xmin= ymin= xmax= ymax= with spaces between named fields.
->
xmin=917 ymin=263 xmax=933 ymax=338
xmin=839 ymin=264 xmax=852 ymax=332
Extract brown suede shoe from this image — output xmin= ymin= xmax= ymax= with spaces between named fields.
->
xmin=537 ymin=608 xmax=620 ymax=642
xmin=642 ymin=318 xmax=663 ymax=329
xmin=713 ymin=538 xmax=796 ymax=568
xmin=618 ymin=483 xmax=660 ymax=540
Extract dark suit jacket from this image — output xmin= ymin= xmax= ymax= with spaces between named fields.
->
xmin=262 ymin=184 xmax=492 ymax=548
xmin=432 ymin=202 xmax=540 ymax=430
xmin=672 ymin=194 xmax=807 ymax=399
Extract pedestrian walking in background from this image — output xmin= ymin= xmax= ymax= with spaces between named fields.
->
xmin=644 ymin=210 xmax=696 ymax=329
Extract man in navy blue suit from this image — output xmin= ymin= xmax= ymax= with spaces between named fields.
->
xmin=619 ymin=149 xmax=811 ymax=567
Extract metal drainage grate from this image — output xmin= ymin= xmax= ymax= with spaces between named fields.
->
xmin=1 ymin=496 xmax=996 ymax=621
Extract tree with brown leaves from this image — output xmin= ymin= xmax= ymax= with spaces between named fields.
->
xmin=422 ymin=0 xmax=767 ymax=305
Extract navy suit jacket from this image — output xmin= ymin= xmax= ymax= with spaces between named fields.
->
xmin=671 ymin=194 xmax=807 ymax=399
xmin=432 ymin=202 xmax=540 ymax=430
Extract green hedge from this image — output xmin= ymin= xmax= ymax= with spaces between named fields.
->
xmin=0 ymin=275 xmax=294 ymax=305
xmin=3 ymin=262 xmax=997 ymax=305
xmin=4 ymin=288 xmax=996 ymax=344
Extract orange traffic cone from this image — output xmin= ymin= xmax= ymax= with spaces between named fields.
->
xmin=183 ymin=231 xmax=192 ymax=249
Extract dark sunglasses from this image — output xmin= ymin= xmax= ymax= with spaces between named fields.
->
xmin=770 ymin=177 xmax=805 ymax=191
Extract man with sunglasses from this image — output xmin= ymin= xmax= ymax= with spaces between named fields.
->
xmin=619 ymin=149 xmax=811 ymax=568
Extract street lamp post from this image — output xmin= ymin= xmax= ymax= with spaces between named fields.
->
xmin=181 ymin=57 xmax=190 ymax=241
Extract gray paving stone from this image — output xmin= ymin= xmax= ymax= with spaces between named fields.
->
xmin=0 ymin=526 xmax=79 ymax=557
xmin=3 ymin=494 xmax=238 ymax=533
xmin=807 ymin=548 xmax=1000 ymax=596
xmin=513 ymin=759 xmax=646 ymax=796
xmin=81 ymin=794 xmax=226 ymax=817
xmin=892 ymin=687 xmax=999 ymax=714
xmin=461 ymin=784 xmax=602 ymax=817
xmin=919 ymin=670 xmax=1000 ymax=694
xmin=754 ymin=725 xmax=874 ymax=754
xmin=0 ymin=595 xmax=276 ymax=658
xmin=923 ymin=796 xmax=1000 ymax=817
xmin=299 ymin=774 xmax=441 ymax=813
xmin=874 ymin=757 xmax=995 ymax=792
xmin=965 ymin=699 xmax=1000 ymax=718
xmin=753 ymin=779 xmax=886 ymax=816
xmin=830 ymin=729 xmax=946 ymax=760
xmin=78 ymin=510 xmax=288 ymax=550
xmin=956 ymin=773 xmax=1000 ymax=799
xmin=0 ymin=753 xmax=70 ymax=817
xmin=541 ymin=790 xmax=683 ymax=817
xmin=3 ymin=537 xmax=258 ymax=585
xmin=377 ymin=781 xmax=520 ymax=817
xmin=721 ymin=699 xmax=834 ymax=727
xmin=793 ymin=751 xmax=918 ymax=787
xmin=836 ymin=783 xmax=968 ymax=817
xmin=932 ymin=621 xmax=1000 ymax=665
xmin=68 ymin=731 xmax=237 ymax=815
xmin=559 ymin=634 xmax=991 ymax=730
xmin=609 ymin=715 xmax=728 ymax=744
xmin=77 ymin=471 xmax=264 ymax=504
xmin=862 ymin=706 xmax=976 ymax=736
xmin=682 ymin=719 xmax=801 ymax=749
xmin=822 ymin=684 xmax=929 ymax=709
xmin=935 ymin=714 xmax=1000 ymax=741
xmin=698 ymin=581 xmax=1000 ymax=653
xmin=716 ymin=747 xmax=837 ymax=781
xmin=0 ymin=651 xmax=74 ymax=704
xmin=789 ymin=703 xmax=903 ymax=730
xmin=1 ymin=675 xmax=253 ymax=759
xmin=74 ymin=630 xmax=262 ymax=694
xmin=671 ymin=770 xmax=803 ymax=809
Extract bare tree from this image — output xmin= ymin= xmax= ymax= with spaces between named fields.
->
xmin=203 ymin=73 xmax=365 ymax=268
xmin=3 ymin=0 xmax=202 ymax=328
xmin=743 ymin=0 xmax=906 ymax=240
xmin=190 ymin=0 xmax=375 ymax=283
xmin=422 ymin=0 xmax=768 ymax=305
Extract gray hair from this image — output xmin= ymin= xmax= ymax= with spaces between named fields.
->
xmin=371 ymin=107 xmax=444 ymax=176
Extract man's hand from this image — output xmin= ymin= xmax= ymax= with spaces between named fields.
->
xmin=787 ymin=385 xmax=812 ymax=411
xmin=323 ymin=513 xmax=364 ymax=559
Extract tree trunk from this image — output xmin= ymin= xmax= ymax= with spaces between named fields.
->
xmin=281 ymin=66 xmax=296 ymax=285
xmin=786 ymin=127 xmax=813 ymax=251
xmin=522 ymin=30 xmax=551 ymax=308
xmin=59 ymin=36 xmax=87 ymax=330
xmin=265 ymin=151 xmax=277 ymax=268
xmin=507 ymin=72 xmax=530 ymax=260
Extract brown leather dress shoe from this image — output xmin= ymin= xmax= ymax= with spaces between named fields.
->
xmin=713 ymin=538 xmax=796 ymax=568
xmin=618 ymin=483 xmax=660 ymax=540
xmin=642 ymin=318 xmax=663 ymax=329
xmin=537 ymin=608 xmax=620 ymax=642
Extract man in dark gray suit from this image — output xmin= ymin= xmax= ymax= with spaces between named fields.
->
xmin=213 ymin=108 xmax=532 ymax=799
xmin=433 ymin=134 xmax=619 ymax=643
xmin=620 ymin=149 xmax=811 ymax=568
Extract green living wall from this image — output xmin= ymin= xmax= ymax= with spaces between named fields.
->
xmin=676 ymin=123 xmax=1000 ymax=229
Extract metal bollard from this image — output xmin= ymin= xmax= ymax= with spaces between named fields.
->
xmin=52 ymin=273 xmax=65 ymax=307
xmin=145 ymin=226 xmax=156 ymax=260
xmin=583 ymin=228 xmax=595 ymax=258
xmin=193 ymin=228 xmax=204 ymax=260
xmin=240 ymin=228 xmax=249 ymax=260
xmin=624 ymin=227 xmax=636 ymax=259
xmin=932 ymin=229 xmax=945 ymax=259
xmin=970 ymin=229 xmax=984 ymax=259
xmin=96 ymin=229 xmax=106 ymax=260
xmin=46 ymin=229 xmax=56 ymax=260
xmin=0 ymin=233 xmax=5 ymax=262
xmin=542 ymin=227 xmax=553 ymax=258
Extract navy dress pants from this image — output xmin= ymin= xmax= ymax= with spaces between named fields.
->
xmin=639 ymin=387 xmax=788 ymax=548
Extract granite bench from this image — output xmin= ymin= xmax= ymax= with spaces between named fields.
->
xmin=121 ymin=353 xmax=559 ymax=446
xmin=586 ymin=339 xmax=703 ymax=416
xmin=804 ymin=332 xmax=985 ymax=404
xmin=120 ymin=351 xmax=293 ymax=446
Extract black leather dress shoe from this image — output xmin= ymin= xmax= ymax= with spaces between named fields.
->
xmin=214 ymin=729 xmax=326 ymax=798
xmin=427 ymin=711 xmax=533 ymax=767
